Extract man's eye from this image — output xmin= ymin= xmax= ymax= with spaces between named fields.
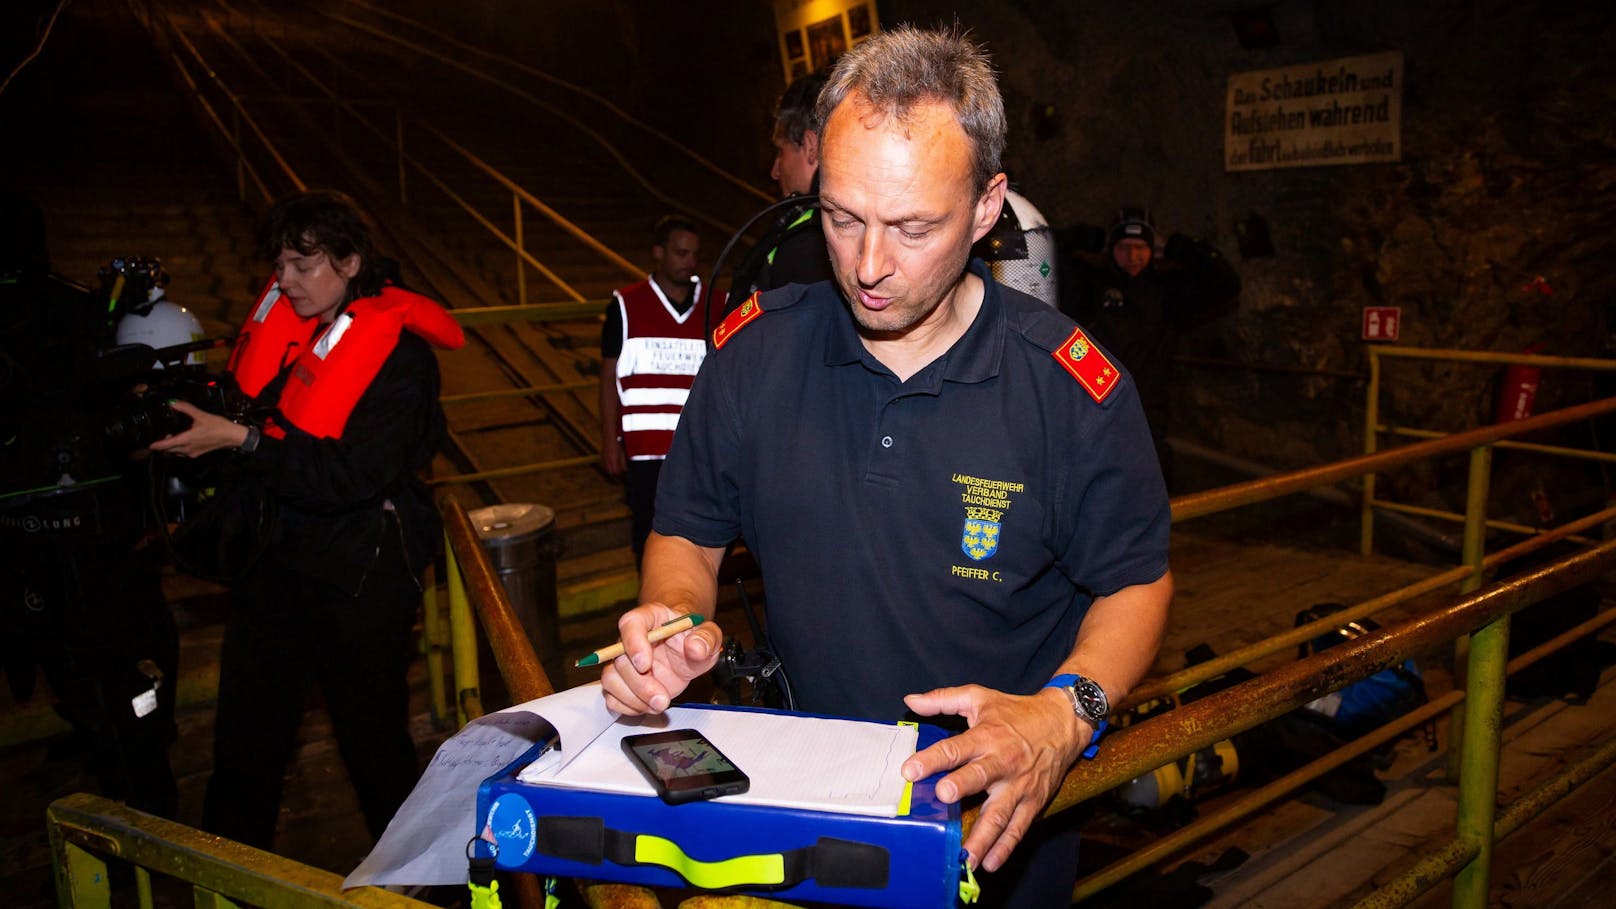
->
xmin=901 ymin=229 xmax=929 ymax=241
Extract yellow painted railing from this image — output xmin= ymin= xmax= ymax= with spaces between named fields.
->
xmin=46 ymin=792 xmax=437 ymax=908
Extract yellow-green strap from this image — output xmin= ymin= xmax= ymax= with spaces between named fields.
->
xmin=766 ymin=207 xmax=818 ymax=265
xmin=960 ymin=859 xmax=981 ymax=904
xmin=633 ymin=834 xmax=786 ymax=889
xmin=469 ymin=878 xmax=500 ymax=909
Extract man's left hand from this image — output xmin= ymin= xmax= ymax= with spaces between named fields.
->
xmin=901 ymin=685 xmax=1088 ymax=873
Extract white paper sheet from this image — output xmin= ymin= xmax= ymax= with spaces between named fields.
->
xmin=518 ymin=706 xmax=918 ymax=818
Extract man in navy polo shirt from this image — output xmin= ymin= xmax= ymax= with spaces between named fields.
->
xmin=598 ymin=26 xmax=1172 ymax=906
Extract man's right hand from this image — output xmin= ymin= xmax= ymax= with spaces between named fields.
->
xmin=600 ymin=602 xmax=724 ymax=715
xmin=603 ymin=439 xmax=627 ymax=478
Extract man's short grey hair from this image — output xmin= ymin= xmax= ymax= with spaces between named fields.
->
xmin=814 ymin=25 xmax=1006 ymax=193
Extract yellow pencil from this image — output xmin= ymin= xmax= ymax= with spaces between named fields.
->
xmin=574 ymin=613 xmax=705 ymax=668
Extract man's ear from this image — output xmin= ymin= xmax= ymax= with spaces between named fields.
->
xmin=971 ymin=173 xmax=1008 ymax=245
xmin=802 ymin=129 xmax=820 ymax=166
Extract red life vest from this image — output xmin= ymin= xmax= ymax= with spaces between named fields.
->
xmin=611 ymin=277 xmax=714 ymax=460
xmin=228 ymin=280 xmax=465 ymax=440
xmin=228 ymin=277 xmax=315 ymax=397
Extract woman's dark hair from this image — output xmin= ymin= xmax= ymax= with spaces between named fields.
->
xmin=257 ymin=190 xmax=388 ymax=300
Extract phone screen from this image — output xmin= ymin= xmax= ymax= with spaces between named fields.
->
xmin=621 ymin=728 xmax=750 ymax=804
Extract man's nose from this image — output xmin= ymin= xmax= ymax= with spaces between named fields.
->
xmin=856 ymin=228 xmax=894 ymax=287
xmin=770 ymin=155 xmax=782 ymax=182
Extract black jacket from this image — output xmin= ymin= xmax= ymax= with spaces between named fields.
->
xmin=1059 ymin=234 xmax=1241 ymax=426
xmin=727 ymin=197 xmax=834 ymax=314
xmin=247 ymin=332 xmax=445 ymax=594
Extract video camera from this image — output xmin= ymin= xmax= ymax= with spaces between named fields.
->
xmin=1 ymin=256 xmax=251 ymax=512
xmin=88 ymin=256 xmax=252 ymax=458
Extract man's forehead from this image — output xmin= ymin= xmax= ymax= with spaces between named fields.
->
xmin=663 ymin=230 xmax=699 ymax=249
xmin=820 ymin=95 xmax=975 ymax=205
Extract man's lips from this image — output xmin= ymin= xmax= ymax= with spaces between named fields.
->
xmin=857 ymin=289 xmax=893 ymax=311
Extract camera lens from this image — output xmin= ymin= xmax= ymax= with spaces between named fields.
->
xmin=103 ymin=397 xmax=192 ymax=451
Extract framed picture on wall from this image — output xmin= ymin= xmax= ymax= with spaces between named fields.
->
xmin=806 ymin=15 xmax=848 ymax=69
xmin=784 ymin=28 xmax=804 ymax=60
xmin=848 ymin=4 xmax=873 ymax=40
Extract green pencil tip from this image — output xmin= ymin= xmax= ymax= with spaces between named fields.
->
xmin=688 ymin=614 xmax=705 ymax=626
xmin=575 ymin=653 xmax=599 ymax=668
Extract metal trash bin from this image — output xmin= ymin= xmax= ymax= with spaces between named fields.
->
xmin=468 ymin=503 xmax=563 ymax=688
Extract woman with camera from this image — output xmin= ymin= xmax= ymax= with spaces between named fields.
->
xmin=150 ymin=190 xmax=464 ymax=850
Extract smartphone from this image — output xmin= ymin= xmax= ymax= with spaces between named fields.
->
xmin=621 ymin=728 xmax=750 ymax=805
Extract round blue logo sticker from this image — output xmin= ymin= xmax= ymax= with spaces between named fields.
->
xmin=486 ymin=793 xmax=537 ymax=864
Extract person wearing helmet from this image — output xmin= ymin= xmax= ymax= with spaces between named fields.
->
xmin=1058 ymin=207 xmax=1241 ymax=485
xmin=150 ymin=189 xmax=465 ymax=851
xmin=109 ymin=257 xmax=208 ymax=368
xmin=725 ymin=71 xmax=837 ymax=307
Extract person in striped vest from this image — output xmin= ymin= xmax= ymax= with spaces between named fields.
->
xmin=598 ymin=215 xmax=715 ymax=564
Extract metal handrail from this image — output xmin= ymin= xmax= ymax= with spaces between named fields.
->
xmin=1179 ymin=395 xmax=1616 ymax=522
xmin=46 ymin=792 xmax=436 ymax=907
xmin=1125 ymin=500 xmax=1616 ymax=709
xmin=1361 ymin=346 xmax=1616 ymax=554
xmin=440 ymin=495 xmax=555 ymax=711
xmin=1065 ymin=542 xmax=1616 ymax=902
xmin=214 ymin=4 xmax=627 ymax=300
xmin=340 ymin=0 xmax=775 ymax=208
xmin=323 ymin=3 xmax=750 ymax=239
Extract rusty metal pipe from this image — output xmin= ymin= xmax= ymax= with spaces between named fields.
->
xmin=1348 ymin=733 xmax=1616 ymax=909
xmin=1074 ymin=577 xmax=1616 ymax=901
xmin=1127 ymin=504 xmax=1616 ymax=709
xmin=1176 ymin=397 xmax=1616 ymax=522
xmin=1038 ymin=537 xmax=1616 ymax=820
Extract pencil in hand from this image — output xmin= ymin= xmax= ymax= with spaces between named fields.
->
xmin=575 ymin=613 xmax=705 ymax=668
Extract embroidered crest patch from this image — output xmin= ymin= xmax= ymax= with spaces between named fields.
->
xmin=962 ymin=515 xmax=1002 ymax=561
xmin=1052 ymin=327 xmax=1119 ymax=404
xmin=711 ymin=292 xmax=764 ymax=350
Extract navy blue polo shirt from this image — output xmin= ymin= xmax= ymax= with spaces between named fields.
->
xmin=654 ymin=261 xmax=1170 ymax=721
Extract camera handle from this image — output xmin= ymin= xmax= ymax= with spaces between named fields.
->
xmin=714 ymin=576 xmax=796 ymax=711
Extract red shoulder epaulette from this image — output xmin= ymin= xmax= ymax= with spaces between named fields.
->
xmin=1051 ymin=327 xmax=1119 ymax=404
xmin=711 ymin=292 xmax=765 ymax=350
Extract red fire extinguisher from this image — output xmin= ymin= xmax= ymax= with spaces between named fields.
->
xmin=1494 ymin=342 xmax=1546 ymax=424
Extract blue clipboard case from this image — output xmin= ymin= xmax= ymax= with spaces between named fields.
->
xmin=475 ymin=703 xmax=963 ymax=908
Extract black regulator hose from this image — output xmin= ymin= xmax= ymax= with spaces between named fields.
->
xmin=702 ymin=194 xmax=819 ymax=354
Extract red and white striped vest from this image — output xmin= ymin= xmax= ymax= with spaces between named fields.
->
xmin=611 ymin=277 xmax=710 ymax=460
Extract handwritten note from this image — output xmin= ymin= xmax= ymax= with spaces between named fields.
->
xmin=344 ymin=702 xmax=557 ymax=887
